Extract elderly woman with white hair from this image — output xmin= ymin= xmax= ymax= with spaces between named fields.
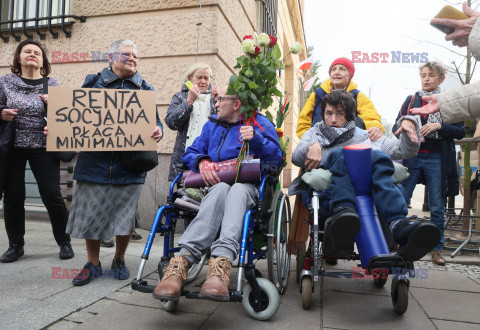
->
xmin=165 ymin=63 xmax=218 ymax=181
xmin=67 ymin=39 xmax=163 ymax=286
xmin=392 ymin=61 xmax=465 ymax=266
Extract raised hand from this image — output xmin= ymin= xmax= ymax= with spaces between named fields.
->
xmin=410 ymin=95 xmax=440 ymax=116
xmin=431 ymin=2 xmax=480 ymax=47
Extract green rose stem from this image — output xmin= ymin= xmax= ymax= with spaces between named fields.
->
xmin=234 ymin=139 xmax=249 ymax=183
xmin=280 ymin=51 xmax=292 ymax=63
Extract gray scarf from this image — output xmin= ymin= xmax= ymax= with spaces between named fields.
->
xmin=316 ymin=120 xmax=356 ymax=148
xmin=419 ymin=87 xmax=442 ymax=139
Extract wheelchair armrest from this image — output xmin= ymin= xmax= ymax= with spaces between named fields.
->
xmin=169 ymin=173 xmax=184 ymax=198
xmin=258 ymin=172 xmax=278 ymax=201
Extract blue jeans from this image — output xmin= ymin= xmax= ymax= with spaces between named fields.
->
xmin=401 ymin=152 xmax=444 ymax=250
xmin=323 ymin=148 xmax=408 ymax=224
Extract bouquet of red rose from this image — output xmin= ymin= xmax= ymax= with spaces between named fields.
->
xmin=228 ymin=33 xmax=302 ymax=180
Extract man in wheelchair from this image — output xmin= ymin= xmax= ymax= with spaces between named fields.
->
xmin=292 ymin=90 xmax=440 ymax=262
xmin=153 ymin=86 xmax=283 ymax=302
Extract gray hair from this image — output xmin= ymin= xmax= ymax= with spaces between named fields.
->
xmin=109 ymin=39 xmax=137 ymax=54
xmin=419 ymin=61 xmax=448 ymax=77
xmin=185 ymin=63 xmax=212 ymax=80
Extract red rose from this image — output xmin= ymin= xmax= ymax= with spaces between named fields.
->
xmin=269 ymin=35 xmax=277 ymax=47
xmin=243 ymin=35 xmax=253 ymax=40
xmin=253 ymin=46 xmax=261 ymax=56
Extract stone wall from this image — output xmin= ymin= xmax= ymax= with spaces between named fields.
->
xmin=0 ymin=0 xmax=306 ymax=229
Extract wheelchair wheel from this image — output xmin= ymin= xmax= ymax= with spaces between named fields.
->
xmin=296 ymin=243 xmax=305 ymax=284
xmin=161 ymin=300 xmax=178 ymax=312
xmin=242 ymin=278 xmax=280 ymax=321
xmin=392 ymin=281 xmax=408 ymax=315
xmin=186 ymin=254 xmax=206 ymax=284
xmin=267 ymin=190 xmax=292 ymax=294
xmin=301 ymin=276 xmax=313 ymax=310
xmin=373 ymin=276 xmax=388 ymax=288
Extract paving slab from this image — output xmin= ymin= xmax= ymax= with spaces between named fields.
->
xmin=46 ymin=320 xmax=78 ymax=330
xmin=0 ymin=297 xmax=85 ymax=330
xmin=75 ymin=302 xmax=209 ymax=329
xmin=322 ymin=290 xmax=435 ymax=329
xmin=410 ymin=287 xmax=480 ymax=324
xmin=111 ymin=286 xmax=222 ymax=315
xmin=409 ymin=268 xmax=480 ymax=292
xmin=63 ymin=310 xmax=96 ymax=324
xmin=432 ymin=319 xmax=480 ymax=329
xmin=322 ymin=274 xmax=391 ymax=297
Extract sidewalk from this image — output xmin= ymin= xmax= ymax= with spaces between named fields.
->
xmin=0 ymin=186 xmax=478 ymax=329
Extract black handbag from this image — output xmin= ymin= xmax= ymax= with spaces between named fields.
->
xmin=120 ymin=150 xmax=158 ymax=173
xmin=43 ymin=78 xmax=75 ymax=162
xmin=0 ymin=106 xmax=15 ymax=198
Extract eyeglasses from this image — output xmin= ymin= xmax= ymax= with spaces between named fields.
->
xmin=217 ymin=96 xmax=238 ymax=102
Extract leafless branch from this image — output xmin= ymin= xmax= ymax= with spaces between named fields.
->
xmin=472 ymin=60 xmax=478 ymax=76
xmin=399 ymin=34 xmax=467 ymax=57
xmin=453 ymin=61 xmax=466 ymax=84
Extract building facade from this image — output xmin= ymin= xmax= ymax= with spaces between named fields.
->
xmin=0 ymin=0 xmax=306 ymax=228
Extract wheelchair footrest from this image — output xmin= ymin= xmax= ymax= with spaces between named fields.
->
xmin=184 ymin=291 xmax=242 ymax=302
xmin=322 ymin=270 xmax=357 ymax=279
xmin=131 ymin=279 xmax=156 ymax=293
xmin=365 ymin=254 xmax=407 ymax=271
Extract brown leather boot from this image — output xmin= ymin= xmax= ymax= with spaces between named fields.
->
xmin=199 ymin=256 xmax=231 ymax=301
xmin=431 ymin=250 xmax=446 ymax=266
xmin=152 ymin=256 xmax=189 ymax=301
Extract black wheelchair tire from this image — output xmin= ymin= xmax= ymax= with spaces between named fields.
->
xmin=392 ymin=281 xmax=409 ymax=315
xmin=296 ymin=243 xmax=305 ymax=284
xmin=267 ymin=190 xmax=291 ymax=295
xmin=374 ymin=276 xmax=388 ymax=288
xmin=301 ymin=276 xmax=313 ymax=310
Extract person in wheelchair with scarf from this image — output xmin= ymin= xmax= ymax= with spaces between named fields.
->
xmin=291 ymin=90 xmax=440 ymax=262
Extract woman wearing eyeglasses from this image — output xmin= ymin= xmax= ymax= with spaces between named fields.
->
xmin=165 ymin=64 xmax=219 ymax=181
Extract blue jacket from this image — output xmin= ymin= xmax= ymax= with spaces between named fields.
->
xmin=393 ymin=92 xmax=465 ymax=197
xmin=73 ymin=67 xmax=162 ymax=184
xmin=182 ymin=114 xmax=283 ymax=173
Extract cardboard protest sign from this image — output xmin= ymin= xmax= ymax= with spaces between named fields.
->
xmin=46 ymin=87 xmax=157 ymax=151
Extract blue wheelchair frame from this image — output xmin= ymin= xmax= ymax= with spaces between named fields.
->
xmin=131 ymin=172 xmax=280 ymax=310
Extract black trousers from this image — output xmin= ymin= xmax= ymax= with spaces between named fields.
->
xmin=3 ymin=148 xmax=70 ymax=247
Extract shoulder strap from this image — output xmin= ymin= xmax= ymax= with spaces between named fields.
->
xmin=406 ymin=95 xmax=415 ymax=116
xmin=42 ymin=76 xmax=49 ymax=94
xmin=349 ymin=89 xmax=359 ymax=101
xmin=42 ymin=77 xmax=49 ymax=115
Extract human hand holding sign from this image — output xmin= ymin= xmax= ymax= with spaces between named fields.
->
xmin=39 ymin=94 xmax=48 ymax=104
xmin=1 ymin=108 xmax=18 ymax=121
xmin=151 ymin=126 xmax=163 ymax=141
xmin=199 ymin=158 xmax=221 ymax=186
xmin=431 ymin=2 xmax=480 ymax=47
